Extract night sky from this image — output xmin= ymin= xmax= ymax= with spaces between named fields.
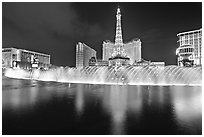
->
xmin=2 ymin=2 xmax=202 ymax=66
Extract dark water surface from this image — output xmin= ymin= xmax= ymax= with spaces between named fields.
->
xmin=2 ymin=77 xmax=202 ymax=135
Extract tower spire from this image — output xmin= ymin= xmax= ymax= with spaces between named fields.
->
xmin=115 ymin=6 xmax=123 ymax=45
xmin=112 ymin=6 xmax=127 ymax=57
xmin=109 ymin=6 xmax=130 ymax=66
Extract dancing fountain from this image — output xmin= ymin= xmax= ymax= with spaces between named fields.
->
xmin=4 ymin=65 xmax=202 ymax=86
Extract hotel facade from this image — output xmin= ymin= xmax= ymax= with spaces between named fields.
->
xmin=176 ymin=28 xmax=202 ymax=66
xmin=102 ymin=7 xmax=142 ymax=65
xmin=102 ymin=39 xmax=142 ymax=65
xmin=2 ymin=47 xmax=51 ymax=69
xmin=76 ymin=42 xmax=97 ymax=68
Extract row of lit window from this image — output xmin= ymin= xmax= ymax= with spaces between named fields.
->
xmin=179 ymin=48 xmax=193 ymax=53
xmin=21 ymin=51 xmax=50 ymax=58
xmin=180 ymin=40 xmax=201 ymax=45
xmin=21 ymin=52 xmax=49 ymax=63
xmin=180 ymin=38 xmax=201 ymax=42
xmin=179 ymin=31 xmax=202 ymax=40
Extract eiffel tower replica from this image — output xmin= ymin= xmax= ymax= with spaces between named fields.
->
xmin=109 ymin=6 xmax=130 ymax=66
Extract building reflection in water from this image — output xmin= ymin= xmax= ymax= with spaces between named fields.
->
xmin=147 ymin=86 xmax=168 ymax=107
xmin=158 ymin=86 xmax=165 ymax=105
xmin=2 ymin=80 xmax=58 ymax=113
xmin=75 ymin=84 xmax=84 ymax=116
xmin=2 ymin=80 xmax=39 ymax=112
xmin=110 ymin=86 xmax=128 ymax=134
xmin=100 ymin=85 xmax=145 ymax=134
xmin=98 ymin=85 xmax=201 ymax=134
xmin=101 ymin=85 xmax=127 ymax=134
xmin=126 ymin=86 xmax=143 ymax=118
xmin=170 ymin=86 xmax=202 ymax=133
xmin=3 ymin=78 xmax=201 ymax=134
xmin=29 ymin=81 xmax=39 ymax=106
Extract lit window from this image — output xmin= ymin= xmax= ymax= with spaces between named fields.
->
xmin=194 ymin=33 xmax=198 ymax=38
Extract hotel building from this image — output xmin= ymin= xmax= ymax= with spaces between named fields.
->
xmin=102 ymin=7 xmax=142 ymax=65
xmin=2 ymin=47 xmax=51 ymax=69
xmin=76 ymin=42 xmax=97 ymax=68
xmin=176 ymin=28 xmax=202 ymax=66
xmin=102 ymin=38 xmax=141 ymax=65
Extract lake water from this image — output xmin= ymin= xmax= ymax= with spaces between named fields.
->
xmin=2 ymin=77 xmax=202 ymax=135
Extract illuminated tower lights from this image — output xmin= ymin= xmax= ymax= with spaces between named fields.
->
xmin=111 ymin=7 xmax=128 ymax=58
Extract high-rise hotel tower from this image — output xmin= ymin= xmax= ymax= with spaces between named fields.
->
xmin=76 ymin=42 xmax=96 ymax=68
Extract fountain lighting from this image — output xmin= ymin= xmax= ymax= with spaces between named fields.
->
xmin=4 ymin=65 xmax=202 ymax=86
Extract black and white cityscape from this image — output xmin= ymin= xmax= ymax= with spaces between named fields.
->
xmin=2 ymin=2 xmax=202 ymax=135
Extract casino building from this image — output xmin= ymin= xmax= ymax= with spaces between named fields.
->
xmin=103 ymin=39 xmax=141 ymax=65
xmin=2 ymin=47 xmax=51 ymax=69
xmin=176 ymin=28 xmax=202 ymax=67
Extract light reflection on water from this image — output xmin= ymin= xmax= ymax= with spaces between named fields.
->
xmin=170 ymin=86 xmax=202 ymax=133
xmin=2 ymin=77 xmax=202 ymax=135
xmin=75 ymin=84 xmax=84 ymax=116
